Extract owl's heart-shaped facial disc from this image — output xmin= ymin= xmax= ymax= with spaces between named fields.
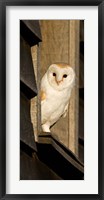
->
xmin=47 ymin=63 xmax=75 ymax=90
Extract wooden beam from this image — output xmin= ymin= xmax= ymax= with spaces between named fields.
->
xmin=31 ymin=45 xmax=38 ymax=141
xmin=68 ymin=20 xmax=80 ymax=155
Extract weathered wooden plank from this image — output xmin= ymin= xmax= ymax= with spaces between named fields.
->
xmin=40 ymin=41 xmax=68 ymax=54
xmin=79 ymin=20 xmax=84 ymax=88
xmin=68 ymin=20 xmax=80 ymax=155
xmin=31 ymin=44 xmax=42 ymax=141
xmin=20 ymin=92 xmax=37 ymax=151
xmin=20 ymin=20 xmax=42 ymax=47
xmin=31 ymin=20 xmax=80 ymax=156
xmin=20 ymin=149 xmax=61 ymax=180
xmin=40 ymin=20 xmax=69 ymax=41
xmin=20 ymin=36 xmax=37 ymax=99
xmin=31 ymin=46 xmax=38 ymax=141
xmin=39 ymin=20 xmax=69 ymax=147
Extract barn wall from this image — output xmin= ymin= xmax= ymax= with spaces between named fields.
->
xmin=31 ymin=20 xmax=80 ymax=155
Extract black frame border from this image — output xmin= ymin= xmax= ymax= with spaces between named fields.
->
xmin=0 ymin=0 xmax=104 ymax=199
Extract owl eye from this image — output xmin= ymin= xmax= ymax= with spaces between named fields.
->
xmin=53 ymin=73 xmax=56 ymax=76
xmin=63 ymin=74 xmax=67 ymax=78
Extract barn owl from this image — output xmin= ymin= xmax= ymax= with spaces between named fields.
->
xmin=41 ymin=63 xmax=75 ymax=132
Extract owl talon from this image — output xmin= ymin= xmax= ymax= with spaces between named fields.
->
xmin=42 ymin=124 xmax=50 ymax=132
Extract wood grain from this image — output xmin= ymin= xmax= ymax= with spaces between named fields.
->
xmin=68 ymin=20 xmax=80 ymax=155
xmin=31 ymin=45 xmax=38 ymax=141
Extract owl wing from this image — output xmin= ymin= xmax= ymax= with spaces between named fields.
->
xmin=41 ymin=90 xmax=46 ymax=101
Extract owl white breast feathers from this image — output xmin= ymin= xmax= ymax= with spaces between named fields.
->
xmin=41 ymin=63 xmax=75 ymax=132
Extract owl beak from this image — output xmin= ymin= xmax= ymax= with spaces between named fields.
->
xmin=56 ymin=79 xmax=63 ymax=85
